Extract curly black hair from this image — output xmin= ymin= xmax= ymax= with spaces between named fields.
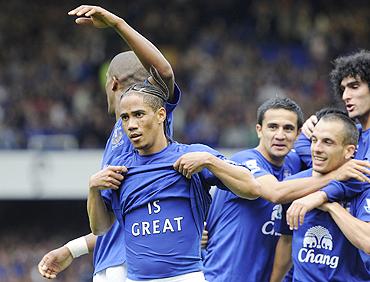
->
xmin=330 ymin=50 xmax=370 ymax=99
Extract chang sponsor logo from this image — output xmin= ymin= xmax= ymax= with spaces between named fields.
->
xmin=261 ymin=204 xmax=282 ymax=236
xmin=298 ymin=226 xmax=339 ymax=269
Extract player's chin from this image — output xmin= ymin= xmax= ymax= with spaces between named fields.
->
xmin=271 ymin=147 xmax=289 ymax=157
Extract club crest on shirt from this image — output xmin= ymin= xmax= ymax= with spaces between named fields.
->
xmin=364 ymin=199 xmax=370 ymax=213
xmin=111 ymin=126 xmax=124 ymax=149
xmin=283 ymin=169 xmax=292 ymax=179
xmin=297 ymin=225 xmax=339 ymax=269
xmin=243 ymin=159 xmax=260 ymax=175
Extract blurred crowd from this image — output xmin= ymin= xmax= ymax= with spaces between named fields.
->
xmin=0 ymin=201 xmax=93 ymax=282
xmin=0 ymin=2 xmax=369 ymax=281
xmin=0 ymin=0 xmax=369 ymax=150
xmin=0 ymin=233 xmax=92 ymax=282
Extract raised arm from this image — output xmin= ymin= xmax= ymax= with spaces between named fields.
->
xmin=68 ymin=5 xmax=174 ymax=100
xmin=173 ymin=152 xmax=261 ymax=200
xmin=87 ymin=165 xmax=126 ymax=235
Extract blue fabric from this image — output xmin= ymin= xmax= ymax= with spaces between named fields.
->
xmin=294 ymin=133 xmax=312 ymax=168
xmin=349 ymin=188 xmax=370 ymax=277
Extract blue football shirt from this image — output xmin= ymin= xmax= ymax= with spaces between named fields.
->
xmin=103 ymin=142 xmax=234 ymax=280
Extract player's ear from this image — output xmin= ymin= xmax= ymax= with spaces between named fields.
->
xmin=157 ymin=107 xmax=166 ymax=123
xmin=256 ymin=124 xmax=262 ymax=138
xmin=295 ymin=128 xmax=302 ymax=141
xmin=112 ymin=76 xmax=120 ymax=91
xmin=344 ymin=144 xmax=356 ymax=159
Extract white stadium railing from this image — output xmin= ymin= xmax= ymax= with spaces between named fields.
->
xmin=0 ymin=149 xmax=241 ymax=199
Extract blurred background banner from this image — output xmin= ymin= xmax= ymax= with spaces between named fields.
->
xmin=0 ymin=0 xmax=368 ymax=281
xmin=0 ymin=150 xmax=100 ymax=199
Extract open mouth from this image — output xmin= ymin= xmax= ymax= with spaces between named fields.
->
xmin=272 ymin=144 xmax=286 ymax=150
xmin=130 ymin=133 xmax=142 ymax=141
xmin=346 ymin=104 xmax=355 ymax=112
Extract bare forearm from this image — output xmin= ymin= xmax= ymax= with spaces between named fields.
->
xmin=206 ymin=156 xmax=261 ymax=199
xmin=114 ymin=19 xmax=174 ymax=93
xmin=327 ymin=203 xmax=370 ymax=254
xmin=261 ymin=175 xmax=332 ymax=204
xmin=87 ymin=190 xmax=114 ymax=235
xmin=270 ymin=235 xmax=292 ymax=282
xmin=84 ymin=233 xmax=97 ymax=253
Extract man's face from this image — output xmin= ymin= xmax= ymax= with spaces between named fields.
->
xmin=311 ymin=119 xmax=354 ymax=174
xmin=119 ymin=94 xmax=165 ymax=155
xmin=256 ymin=109 xmax=299 ymax=164
xmin=341 ymin=76 xmax=370 ymax=120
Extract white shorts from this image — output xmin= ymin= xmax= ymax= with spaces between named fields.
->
xmin=126 ymin=271 xmax=207 ymax=282
xmin=93 ymin=264 xmax=127 ymax=282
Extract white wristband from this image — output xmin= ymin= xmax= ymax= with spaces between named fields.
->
xmin=65 ymin=237 xmax=89 ymax=258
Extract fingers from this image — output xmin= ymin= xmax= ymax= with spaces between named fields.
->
xmin=173 ymin=157 xmax=188 ymax=177
xmin=302 ymin=115 xmax=318 ymax=138
xmin=107 ymin=165 xmax=128 ymax=174
xmin=75 ymin=18 xmax=93 ymax=25
xmin=286 ymin=204 xmax=307 ymax=230
xmin=349 ymin=169 xmax=370 ymax=183
xmin=351 ymin=159 xmax=370 ymax=168
xmin=173 ymin=159 xmax=193 ymax=179
xmin=336 ymin=160 xmax=370 ymax=182
xmin=89 ymin=166 xmax=126 ymax=190
xmin=85 ymin=8 xmax=98 ymax=17
xmin=38 ymin=256 xmax=57 ymax=279
xmin=68 ymin=5 xmax=95 ymax=16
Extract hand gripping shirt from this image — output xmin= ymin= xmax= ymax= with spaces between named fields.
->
xmin=203 ymin=148 xmax=302 ymax=282
xmin=103 ymin=142 xmax=234 ymax=280
xmin=92 ymin=83 xmax=181 ymax=275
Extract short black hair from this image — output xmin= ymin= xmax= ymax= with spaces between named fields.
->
xmin=330 ymin=50 xmax=370 ymax=99
xmin=320 ymin=113 xmax=359 ymax=146
xmin=257 ymin=97 xmax=304 ymax=129
xmin=120 ymin=82 xmax=171 ymax=139
xmin=121 ymin=82 xmax=167 ymax=112
xmin=315 ymin=107 xmax=348 ymax=121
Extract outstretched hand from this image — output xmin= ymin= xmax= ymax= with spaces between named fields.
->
xmin=38 ymin=246 xmax=73 ymax=279
xmin=68 ymin=5 xmax=122 ymax=28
